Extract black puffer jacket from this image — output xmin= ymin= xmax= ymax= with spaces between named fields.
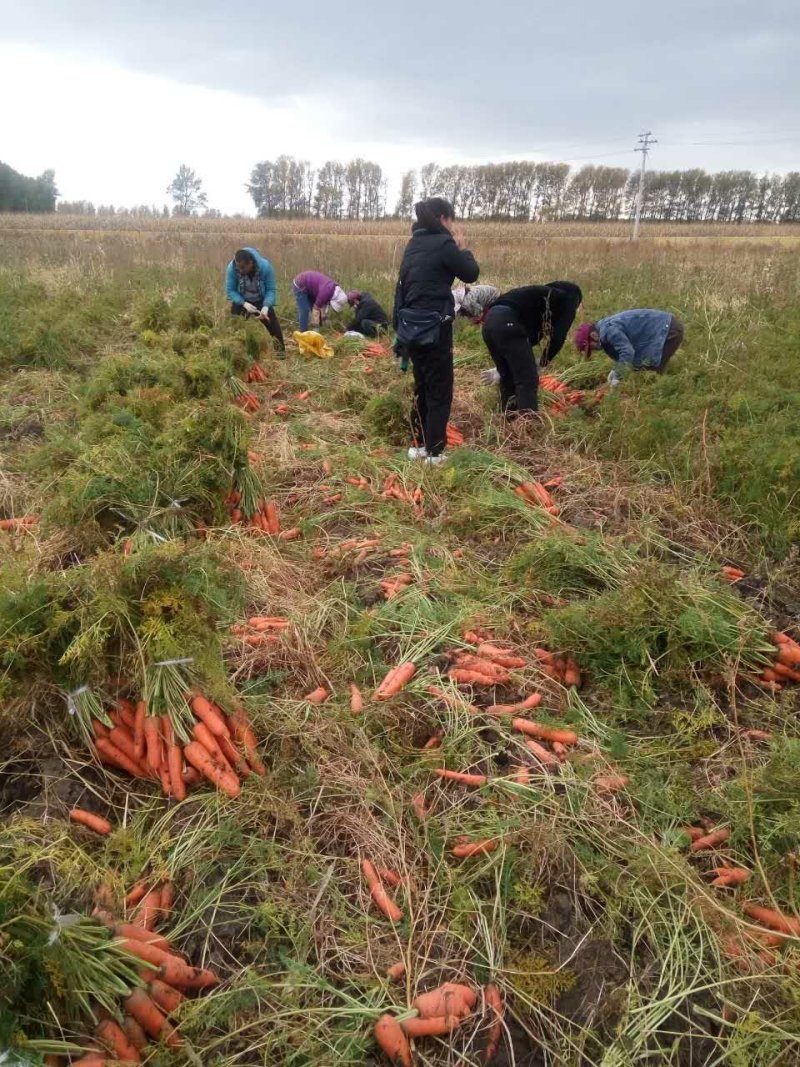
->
xmin=349 ymin=291 xmax=389 ymax=330
xmin=393 ymin=222 xmax=480 ymax=326
xmin=491 ymin=281 xmax=583 ymax=365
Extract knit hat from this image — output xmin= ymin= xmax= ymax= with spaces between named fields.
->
xmin=346 ymin=290 xmax=362 ymax=305
xmin=452 ymin=286 xmax=466 ymax=315
xmin=573 ymin=322 xmax=596 ymax=353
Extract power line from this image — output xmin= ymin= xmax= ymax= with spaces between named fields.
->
xmin=632 ymin=131 xmax=657 ymax=240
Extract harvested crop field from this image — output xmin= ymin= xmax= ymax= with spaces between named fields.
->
xmin=1 ymin=218 xmax=799 ymax=1066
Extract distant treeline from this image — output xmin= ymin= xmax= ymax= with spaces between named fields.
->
xmin=0 ymin=162 xmax=58 ymax=213
xmin=9 ymin=154 xmax=800 ymax=224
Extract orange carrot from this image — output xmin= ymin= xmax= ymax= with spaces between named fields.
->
xmin=168 ymin=744 xmax=186 ymax=801
xmin=411 ymin=792 xmax=428 ymax=820
xmin=447 ymin=668 xmax=501 ymax=687
xmin=183 ymin=742 xmax=241 ymax=797
xmin=743 ymin=902 xmax=800 ymax=936
xmin=108 ymin=726 xmax=143 ymax=766
xmin=113 ymin=923 xmax=174 ymax=955
xmin=512 ymin=718 xmax=579 ymax=746
xmin=190 ymin=695 xmax=230 ymax=738
xmin=452 ymin=839 xmax=497 ymax=858
xmin=776 ymin=643 xmax=800 ymax=667
xmin=422 ymin=732 xmax=443 ymax=750
xmin=563 ymin=661 xmax=582 ymax=687
xmin=91 ymin=718 xmax=110 ymax=739
xmin=593 ymin=774 xmax=630 ymax=793
xmin=305 ymin=686 xmax=330 ymax=704
xmin=135 ymin=887 xmax=162 ymax=931
xmin=710 ymin=868 xmax=751 ymax=887
xmin=476 ymin=643 xmax=527 ymax=668
xmin=158 ymin=961 xmax=218 ymax=990
xmin=513 ymin=765 xmax=530 ymax=785
xmin=70 ymin=1055 xmax=107 ymax=1066
xmin=143 ymin=717 xmax=162 ymax=773
xmin=278 ymin=527 xmax=301 ymax=541
xmin=229 ymin=711 xmax=266 ymax=776
xmin=95 ymin=737 xmax=149 ymax=779
xmin=219 ymin=735 xmax=250 ymax=777
xmin=683 ymin=826 xmax=706 ymax=842
xmin=69 ymin=809 xmax=112 ymax=836
xmin=133 ymin=700 xmax=147 ymax=761
xmin=374 ymin=1015 xmax=412 ymax=1067
xmin=248 ymin=616 xmax=290 ymax=629
xmin=192 ymin=721 xmax=233 ymax=772
xmin=95 ymin=1019 xmax=141 ymax=1063
xmin=159 ymin=881 xmax=174 ymax=919
xmin=122 ymin=1016 xmax=148 ymax=1053
xmin=435 ymin=768 xmax=487 ymax=788
xmin=125 ymin=882 xmax=149 ymax=908
xmin=124 ymin=988 xmax=181 ymax=1047
xmin=264 ymin=501 xmax=281 ymax=534
xmin=771 ymin=662 xmax=800 ymax=682
xmin=401 ymin=1016 xmax=461 ymax=1037
xmin=375 ymin=661 xmax=417 ymax=700
xmin=483 ymin=982 xmax=504 ymax=1063
xmin=690 ymin=826 xmax=730 ymax=852
xmin=349 ymin=683 xmax=364 ymax=714
xmin=525 ymin=739 xmax=559 ymax=767
xmin=741 ymin=728 xmax=772 ymax=741
xmin=377 ymin=868 xmax=402 ymax=888
xmin=148 ymin=979 xmax=183 ymax=1015
xmin=361 ymin=859 xmax=403 ymax=922
xmin=387 ymin=961 xmax=406 ymax=981
xmin=413 ymin=982 xmax=477 ymax=1019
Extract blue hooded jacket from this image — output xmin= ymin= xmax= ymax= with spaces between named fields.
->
xmin=596 ymin=309 xmax=672 ymax=374
xmin=225 ymin=247 xmax=277 ymax=308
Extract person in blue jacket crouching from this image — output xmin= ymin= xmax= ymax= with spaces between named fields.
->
xmin=226 ymin=247 xmax=285 ymax=352
xmin=574 ymin=310 xmax=684 ymax=387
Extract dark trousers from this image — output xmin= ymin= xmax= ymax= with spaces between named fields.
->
xmin=482 ymin=306 xmax=538 ymax=412
xmin=409 ymin=325 xmax=453 ymax=456
xmin=231 ymin=302 xmax=285 ymax=352
xmin=658 ymin=315 xmax=684 ymax=372
xmin=356 ymin=319 xmax=387 ymax=339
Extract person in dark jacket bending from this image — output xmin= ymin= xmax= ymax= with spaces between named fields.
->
xmin=480 ymin=281 xmax=583 ymax=415
xmin=393 ymin=198 xmax=480 ymax=463
xmin=345 ymin=291 xmax=390 ymax=338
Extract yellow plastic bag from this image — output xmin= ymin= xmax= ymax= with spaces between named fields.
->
xmin=293 ymin=330 xmax=334 ymax=359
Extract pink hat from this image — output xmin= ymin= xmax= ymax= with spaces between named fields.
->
xmin=573 ymin=322 xmax=596 ymax=353
xmin=346 ymin=290 xmax=362 ymax=305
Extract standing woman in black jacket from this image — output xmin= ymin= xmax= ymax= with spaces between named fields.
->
xmin=393 ymin=198 xmax=480 ymax=464
xmin=480 ymin=281 xmax=583 ymax=416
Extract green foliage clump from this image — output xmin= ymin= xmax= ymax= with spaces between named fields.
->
xmin=505 ymin=528 xmax=631 ymax=596
xmin=361 ymin=393 xmax=408 ymax=444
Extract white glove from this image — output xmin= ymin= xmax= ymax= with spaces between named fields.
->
xmin=607 ymin=369 xmax=622 ymax=388
xmin=243 ymin=302 xmax=259 ymax=315
xmin=259 ymin=306 xmax=272 ymax=319
xmin=310 ymin=308 xmax=322 ymax=328
xmin=480 ymin=368 xmax=501 ymax=386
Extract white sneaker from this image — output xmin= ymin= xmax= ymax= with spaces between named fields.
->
xmin=424 ymin=453 xmax=448 ymax=467
xmin=407 ymin=446 xmax=428 ymax=460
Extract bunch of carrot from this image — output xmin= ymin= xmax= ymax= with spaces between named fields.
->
xmin=345 ymin=475 xmax=372 ymax=491
xmin=234 ymin=391 xmax=260 ymax=413
xmin=57 ymin=878 xmax=221 ymax=1063
xmin=361 ymin=341 xmax=389 ymax=358
xmin=532 ymin=647 xmax=582 ymax=687
xmin=749 ymin=630 xmax=800 ymax=692
xmin=89 ymin=694 xmax=265 ymax=798
xmin=381 ymin=473 xmax=424 ymax=518
xmin=445 ymin=423 xmax=464 ymax=447
xmin=231 ymin=614 xmax=290 ymax=649
xmin=243 ymin=362 xmax=268 ymax=384
xmin=374 ymin=981 xmax=504 ymax=1064
xmin=224 ymin=492 xmax=294 ymax=538
xmin=0 ymin=514 xmax=39 ymax=532
xmin=445 ymin=631 xmax=582 ymax=690
xmin=514 ymin=480 xmax=560 ymax=516
xmin=314 ymin=533 xmax=383 ymax=565
xmin=381 ymin=571 xmax=414 ymax=600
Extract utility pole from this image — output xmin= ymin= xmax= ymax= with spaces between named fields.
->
xmin=632 ymin=131 xmax=657 ymax=240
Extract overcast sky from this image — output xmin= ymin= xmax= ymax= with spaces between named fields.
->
xmin=1 ymin=0 xmax=798 ymax=214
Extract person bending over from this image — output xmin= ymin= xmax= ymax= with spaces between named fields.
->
xmin=573 ymin=310 xmax=684 ymax=386
xmin=292 ymin=270 xmax=349 ymax=331
xmin=226 ymin=247 xmax=284 ymax=352
xmin=393 ymin=197 xmax=480 ymax=465
xmin=480 ymin=281 xmax=583 ymax=414
xmin=345 ymin=291 xmax=390 ymax=338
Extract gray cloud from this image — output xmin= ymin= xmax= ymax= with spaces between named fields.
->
xmin=4 ymin=0 xmax=799 ymax=170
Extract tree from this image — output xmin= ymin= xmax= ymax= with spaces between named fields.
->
xmin=315 ymin=161 xmax=346 ymax=218
xmin=0 ymin=161 xmax=58 ymax=212
xmin=395 ymin=170 xmax=417 ymax=217
xmin=167 ymin=164 xmax=207 ymax=216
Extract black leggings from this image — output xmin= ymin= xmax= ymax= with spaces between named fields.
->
xmin=408 ymin=324 xmax=453 ymax=456
xmin=482 ymin=306 xmax=538 ymax=412
xmin=231 ymin=302 xmax=285 ymax=352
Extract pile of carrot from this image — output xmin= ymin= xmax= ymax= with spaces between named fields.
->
xmin=539 ymin=375 xmax=587 ymax=416
xmin=234 ymin=391 xmax=260 ymax=413
xmin=749 ymin=630 xmax=800 ymax=692
xmin=532 ymin=647 xmax=582 ymax=687
xmin=0 ymin=514 xmax=39 ymax=532
xmin=89 ymin=693 xmax=265 ymax=798
xmin=361 ymin=341 xmax=389 ymax=358
xmin=224 ymin=492 xmax=291 ymax=537
xmin=374 ymin=981 xmax=504 ymax=1064
xmin=53 ymin=877 xmax=221 ymax=1064
xmin=345 ymin=475 xmax=372 ymax=490
xmin=231 ymin=614 xmax=290 ymax=649
xmin=444 ymin=631 xmax=582 ymax=690
xmin=243 ymin=362 xmax=268 ymax=384
xmin=445 ymin=423 xmax=464 ymax=447
xmin=380 ymin=571 xmax=414 ymax=600
xmin=381 ymin=473 xmax=424 ymax=518
xmin=317 ymin=534 xmax=383 ymax=565
xmin=514 ymin=480 xmax=560 ymax=516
